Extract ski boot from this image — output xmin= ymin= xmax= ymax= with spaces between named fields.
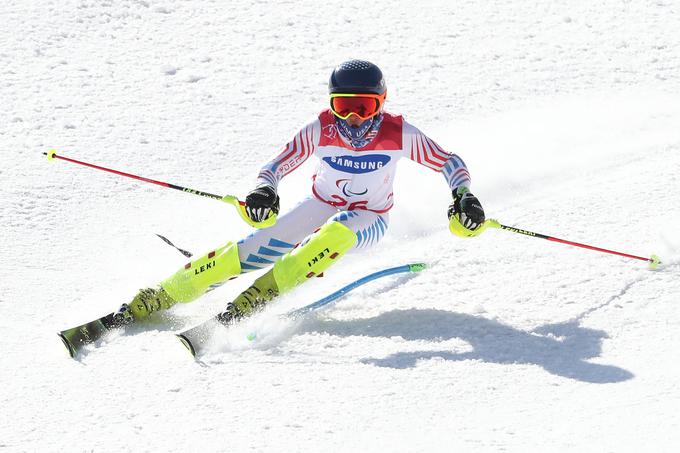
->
xmin=217 ymin=271 xmax=279 ymax=325
xmin=112 ymin=286 xmax=178 ymax=325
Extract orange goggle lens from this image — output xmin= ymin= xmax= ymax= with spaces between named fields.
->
xmin=330 ymin=93 xmax=385 ymax=120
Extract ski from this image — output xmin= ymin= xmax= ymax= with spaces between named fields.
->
xmin=176 ymin=263 xmax=427 ymax=358
xmin=286 ymin=263 xmax=426 ymax=318
xmin=58 ymin=313 xmax=125 ymax=358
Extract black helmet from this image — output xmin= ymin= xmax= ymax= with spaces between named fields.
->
xmin=328 ymin=60 xmax=386 ymax=95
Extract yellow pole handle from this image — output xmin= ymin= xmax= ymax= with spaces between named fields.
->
xmin=221 ymin=195 xmax=277 ymax=229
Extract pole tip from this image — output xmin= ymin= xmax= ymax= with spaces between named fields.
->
xmin=649 ymin=254 xmax=661 ymax=270
xmin=46 ymin=149 xmax=57 ymax=160
xmin=408 ymin=263 xmax=427 ymax=272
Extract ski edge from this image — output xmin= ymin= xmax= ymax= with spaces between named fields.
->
xmin=58 ymin=332 xmax=77 ymax=358
xmin=176 ymin=334 xmax=197 ymax=357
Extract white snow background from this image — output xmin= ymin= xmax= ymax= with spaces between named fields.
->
xmin=2 ymin=0 xmax=680 ymax=451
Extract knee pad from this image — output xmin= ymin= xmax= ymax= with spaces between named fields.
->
xmin=272 ymin=221 xmax=358 ymax=293
xmin=161 ymin=241 xmax=241 ymax=302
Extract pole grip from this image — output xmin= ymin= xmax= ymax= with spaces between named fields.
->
xmin=221 ymin=195 xmax=277 ymax=229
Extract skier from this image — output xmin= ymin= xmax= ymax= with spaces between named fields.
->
xmin=115 ymin=59 xmax=486 ymax=326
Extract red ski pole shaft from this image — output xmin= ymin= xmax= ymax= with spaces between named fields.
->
xmin=485 ymin=220 xmax=660 ymax=268
xmin=44 ymin=150 xmax=224 ymax=201
xmin=44 ymin=150 xmax=278 ymax=229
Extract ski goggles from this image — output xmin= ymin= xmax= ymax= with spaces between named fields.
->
xmin=329 ymin=93 xmax=386 ymax=120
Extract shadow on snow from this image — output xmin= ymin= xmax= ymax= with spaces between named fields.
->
xmin=300 ymin=308 xmax=634 ymax=384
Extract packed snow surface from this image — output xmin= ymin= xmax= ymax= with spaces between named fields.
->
xmin=2 ymin=1 xmax=679 ymax=452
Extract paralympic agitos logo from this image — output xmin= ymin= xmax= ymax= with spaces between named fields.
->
xmin=323 ymin=154 xmax=391 ymax=174
xmin=336 ymin=179 xmax=368 ymax=197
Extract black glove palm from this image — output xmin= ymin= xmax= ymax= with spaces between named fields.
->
xmin=448 ymin=188 xmax=485 ymax=230
xmin=245 ymin=186 xmax=280 ymax=222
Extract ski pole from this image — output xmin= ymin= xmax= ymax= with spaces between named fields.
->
xmin=44 ymin=150 xmax=276 ymax=229
xmin=287 ymin=262 xmax=427 ymax=319
xmin=482 ymin=219 xmax=661 ymax=269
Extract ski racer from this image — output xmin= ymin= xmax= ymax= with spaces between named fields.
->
xmin=114 ymin=59 xmax=486 ymax=326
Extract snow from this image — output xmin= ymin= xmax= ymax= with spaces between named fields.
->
xmin=2 ymin=0 xmax=680 ymax=451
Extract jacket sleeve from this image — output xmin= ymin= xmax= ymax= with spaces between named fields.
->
xmin=255 ymin=118 xmax=321 ymax=190
xmin=402 ymin=120 xmax=471 ymax=192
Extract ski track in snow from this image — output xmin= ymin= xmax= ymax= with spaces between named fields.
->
xmin=2 ymin=1 xmax=680 ymax=452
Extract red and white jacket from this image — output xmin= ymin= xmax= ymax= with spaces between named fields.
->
xmin=256 ymin=110 xmax=471 ymax=213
